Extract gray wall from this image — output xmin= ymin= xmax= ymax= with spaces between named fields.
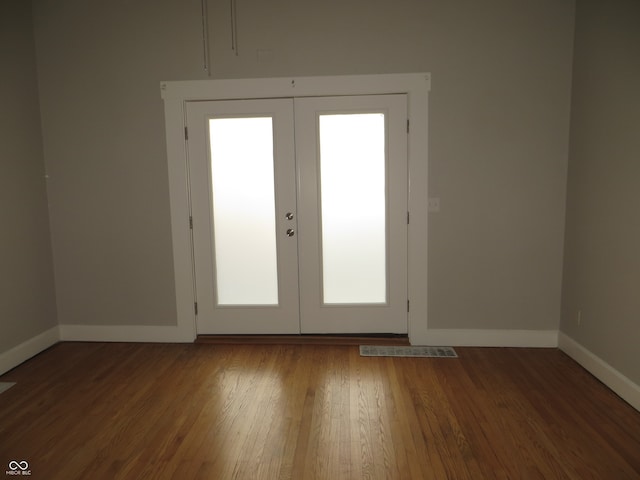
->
xmin=0 ymin=1 xmax=58 ymax=352
xmin=561 ymin=0 xmax=640 ymax=385
xmin=32 ymin=0 xmax=575 ymax=331
xmin=209 ymin=0 xmax=576 ymax=331
xmin=32 ymin=0 xmax=207 ymax=326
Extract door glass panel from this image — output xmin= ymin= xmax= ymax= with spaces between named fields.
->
xmin=318 ymin=113 xmax=387 ymax=304
xmin=209 ymin=117 xmax=278 ymax=305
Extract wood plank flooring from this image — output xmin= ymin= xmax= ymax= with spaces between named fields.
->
xmin=1 ymin=343 xmax=639 ymax=479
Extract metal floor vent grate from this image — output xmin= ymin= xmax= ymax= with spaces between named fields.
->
xmin=0 ymin=382 xmax=16 ymax=395
xmin=360 ymin=345 xmax=458 ymax=358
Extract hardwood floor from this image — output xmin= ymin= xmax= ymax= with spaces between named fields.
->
xmin=1 ymin=343 xmax=639 ymax=479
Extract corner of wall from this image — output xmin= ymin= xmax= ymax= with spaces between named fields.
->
xmin=0 ymin=327 xmax=60 ymax=376
xmin=559 ymin=332 xmax=640 ymax=412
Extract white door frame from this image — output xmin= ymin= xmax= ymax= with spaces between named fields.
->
xmin=161 ymin=73 xmax=430 ymax=344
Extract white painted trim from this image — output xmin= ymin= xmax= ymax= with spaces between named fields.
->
xmin=559 ymin=333 xmax=640 ymax=412
xmin=59 ymin=324 xmax=195 ymax=343
xmin=161 ymin=73 xmax=430 ymax=341
xmin=420 ymin=329 xmax=559 ymax=348
xmin=0 ymin=327 xmax=60 ymax=375
xmin=161 ymin=74 xmax=431 ymax=102
xmin=162 ymin=83 xmax=199 ymax=344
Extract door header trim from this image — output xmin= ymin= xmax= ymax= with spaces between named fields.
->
xmin=161 ymin=73 xmax=430 ymax=102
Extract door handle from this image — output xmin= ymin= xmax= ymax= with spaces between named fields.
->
xmin=286 ymin=229 xmax=295 ymax=237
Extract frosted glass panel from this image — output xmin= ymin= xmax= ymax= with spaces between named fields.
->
xmin=209 ymin=117 xmax=278 ymax=305
xmin=319 ymin=113 xmax=387 ymax=304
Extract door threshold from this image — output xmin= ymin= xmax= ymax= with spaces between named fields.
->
xmin=195 ymin=334 xmax=410 ymax=346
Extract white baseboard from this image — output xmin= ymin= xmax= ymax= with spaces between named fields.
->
xmin=57 ymin=326 xmax=556 ymax=347
xmin=58 ymin=324 xmax=196 ymax=343
xmin=0 ymin=324 xmax=195 ymax=375
xmin=0 ymin=327 xmax=60 ymax=376
xmin=558 ymin=333 xmax=640 ymax=412
xmin=422 ymin=329 xmax=559 ymax=348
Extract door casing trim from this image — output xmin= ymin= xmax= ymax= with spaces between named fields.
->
xmin=161 ymin=73 xmax=431 ymax=344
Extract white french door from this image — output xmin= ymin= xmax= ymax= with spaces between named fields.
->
xmin=295 ymin=96 xmax=408 ymax=333
xmin=187 ymin=99 xmax=299 ymax=334
xmin=186 ymin=94 xmax=407 ymax=334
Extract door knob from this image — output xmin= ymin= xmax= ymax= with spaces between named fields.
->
xmin=286 ymin=229 xmax=295 ymax=237
xmin=285 ymin=212 xmax=294 ymax=220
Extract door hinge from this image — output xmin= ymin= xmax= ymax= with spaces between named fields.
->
xmin=407 ymin=211 xmax=410 ymax=224
xmin=407 ymin=299 xmax=410 ymax=312
xmin=184 ymin=126 xmax=189 ymax=140
xmin=194 ymin=302 xmax=198 ymax=315
xmin=407 ymin=119 xmax=410 ymax=133
xmin=189 ymin=216 xmax=193 ymax=229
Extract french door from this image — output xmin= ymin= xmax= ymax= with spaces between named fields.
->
xmin=186 ymin=94 xmax=407 ymax=334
